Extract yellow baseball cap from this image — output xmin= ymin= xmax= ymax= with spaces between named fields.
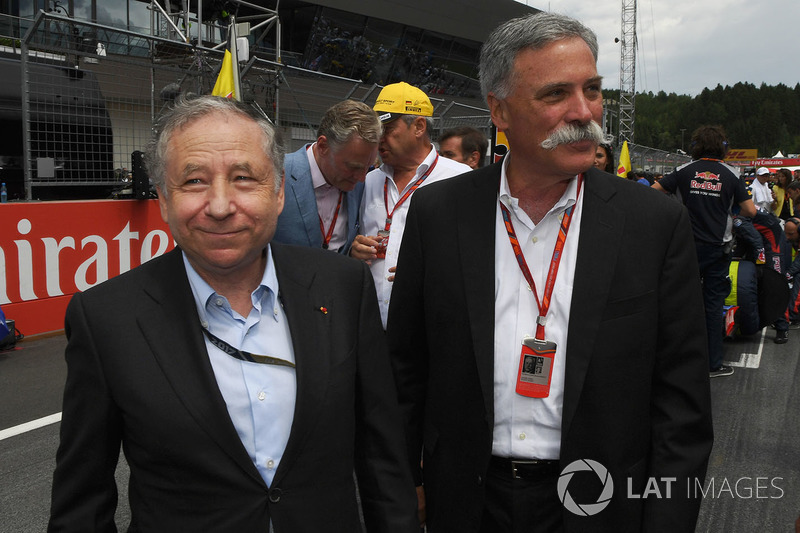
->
xmin=373 ymin=82 xmax=434 ymax=123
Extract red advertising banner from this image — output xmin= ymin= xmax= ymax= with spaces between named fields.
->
xmin=0 ymin=200 xmax=174 ymax=336
xmin=727 ymin=158 xmax=800 ymax=168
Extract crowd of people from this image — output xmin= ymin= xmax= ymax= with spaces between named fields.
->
xmin=51 ymin=11 xmax=773 ymax=533
xmin=652 ymin=126 xmax=800 ymax=365
xmin=596 ymin=131 xmax=799 ymax=365
xmin=302 ymin=15 xmax=481 ymax=98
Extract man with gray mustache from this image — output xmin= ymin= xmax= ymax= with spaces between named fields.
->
xmin=386 ymin=12 xmax=712 ymax=533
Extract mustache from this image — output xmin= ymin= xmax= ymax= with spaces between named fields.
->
xmin=540 ymin=121 xmax=612 ymax=151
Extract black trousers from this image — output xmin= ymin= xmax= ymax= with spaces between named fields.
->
xmin=479 ymin=457 xmax=564 ymax=533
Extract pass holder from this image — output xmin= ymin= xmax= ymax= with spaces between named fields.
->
xmin=516 ymin=335 xmax=556 ymax=398
xmin=375 ymin=228 xmax=390 ymax=258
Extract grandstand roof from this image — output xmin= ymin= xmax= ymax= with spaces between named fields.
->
xmin=302 ymin=0 xmax=539 ymax=42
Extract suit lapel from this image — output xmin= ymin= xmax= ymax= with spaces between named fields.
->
xmin=457 ymin=165 xmax=502 ymax=425
xmin=135 ymin=249 xmax=265 ymax=486
xmin=561 ymin=170 xmax=625 ymax=440
xmin=287 ymin=146 xmax=322 ymax=248
xmin=268 ymin=244 xmax=329 ymax=485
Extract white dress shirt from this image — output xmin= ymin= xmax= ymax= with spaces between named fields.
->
xmin=184 ymin=248 xmax=296 ymax=487
xmin=360 ymin=146 xmax=471 ymax=327
xmin=307 ymin=143 xmax=348 ymax=251
xmin=492 ymin=154 xmax=584 ymax=460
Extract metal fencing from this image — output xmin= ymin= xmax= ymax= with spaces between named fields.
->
xmin=19 ymin=12 xmax=228 ymax=199
xmin=626 ymin=143 xmax=691 ymax=175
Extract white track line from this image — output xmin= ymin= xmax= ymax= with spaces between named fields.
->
xmin=0 ymin=412 xmax=62 ymax=441
xmin=728 ymin=327 xmax=766 ymax=369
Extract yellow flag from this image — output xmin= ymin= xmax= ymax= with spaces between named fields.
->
xmin=212 ymin=49 xmax=236 ymax=99
xmin=617 ymin=140 xmax=631 ymax=178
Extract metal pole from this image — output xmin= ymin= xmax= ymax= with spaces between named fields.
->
xmin=21 ymin=36 xmax=31 ymax=200
xmin=20 ymin=11 xmax=48 ymax=200
xmin=230 ymin=16 xmax=242 ymax=101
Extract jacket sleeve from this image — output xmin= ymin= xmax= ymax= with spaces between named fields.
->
xmin=353 ymin=261 xmax=419 ymax=532
xmin=644 ymin=206 xmax=714 ymax=530
xmin=385 ymin=196 xmax=429 ymax=487
xmin=48 ymin=293 xmax=122 ymax=532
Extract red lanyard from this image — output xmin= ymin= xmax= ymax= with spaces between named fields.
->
xmin=500 ymin=175 xmax=583 ymax=341
xmin=382 ymin=154 xmax=439 ymax=231
xmin=318 ymin=190 xmax=343 ymax=249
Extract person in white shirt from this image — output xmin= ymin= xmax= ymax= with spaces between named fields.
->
xmin=350 ymin=82 xmax=471 ymax=328
xmin=750 ymin=166 xmax=776 ymax=212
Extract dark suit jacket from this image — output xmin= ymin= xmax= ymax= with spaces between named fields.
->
xmin=49 ymin=245 xmax=417 ymax=532
xmin=387 ymin=164 xmax=714 ymax=532
xmin=274 ymin=145 xmax=364 ymax=254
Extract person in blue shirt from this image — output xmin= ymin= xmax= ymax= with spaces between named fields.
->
xmin=49 ymin=95 xmax=418 ymax=532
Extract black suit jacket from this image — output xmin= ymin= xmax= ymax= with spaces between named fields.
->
xmin=387 ymin=164 xmax=713 ymax=532
xmin=49 ymin=245 xmax=417 ymax=532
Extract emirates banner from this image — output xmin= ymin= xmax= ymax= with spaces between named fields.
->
xmin=0 ymin=200 xmax=174 ymax=335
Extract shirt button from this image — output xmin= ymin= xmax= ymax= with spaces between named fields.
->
xmin=266 ymin=459 xmax=275 ymax=469
xmin=519 ymin=432 xmax=527 ymax=440
xmin=215 ymin=298 xmax=223 ymax=306
xmin=532 ymin=236 xmax=538 ymax=243
xmin=258 ymin=391 xmax=266 ymax=401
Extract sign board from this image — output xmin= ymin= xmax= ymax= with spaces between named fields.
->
xmin=725 ymin=149 xmax=758 ymax=161
xmin=0 ymin=200 xmax=174 ymax=335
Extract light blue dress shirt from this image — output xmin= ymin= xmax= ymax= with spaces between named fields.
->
xmin=183 ymin=248 xmax=296 ymax=487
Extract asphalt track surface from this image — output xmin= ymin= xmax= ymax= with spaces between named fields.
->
xmin=1 ymin=328 xmax=798 ymax=532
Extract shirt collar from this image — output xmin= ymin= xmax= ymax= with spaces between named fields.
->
xmin=379 ymin=146 xmax=438 ymax=183
xmin=306 ymin=142 xmax=331 ymax=191
xmin=498 ymin=152 xmax=580 ymax=214
xmin=183 ymin=246 xmax=280 ymax=325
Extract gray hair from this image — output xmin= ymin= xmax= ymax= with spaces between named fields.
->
xmin=400 ymin=114 xmax=435 ymax=141
xmin=317 ymin=100 xmax=382 ymax=148
xmin=146 ymin=94 xmax=284 ymax=196
xmin=479 ymin=12 xmax=599 ymax=101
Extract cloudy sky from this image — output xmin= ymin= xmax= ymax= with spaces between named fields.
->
xmin=514 ymin=0 xmax=800 ymax=96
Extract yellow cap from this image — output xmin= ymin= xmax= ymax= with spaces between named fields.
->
xmin=373 ymin=82 xmax=434 ymax=123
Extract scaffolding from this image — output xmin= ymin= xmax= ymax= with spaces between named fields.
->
xmin=618 ymin=0 xmax=636 ymax=145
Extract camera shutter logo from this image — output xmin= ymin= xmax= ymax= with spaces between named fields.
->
xmin=557 ymin=459 xmax=614 ymax=516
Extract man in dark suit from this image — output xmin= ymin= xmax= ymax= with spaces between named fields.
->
xmin=49 ymin=95 xmax=417 ymax=532
xmin=387 ymin=13 xmax=713 ymax=533
xmin=273 ymin=100 xmax=380 ymax=254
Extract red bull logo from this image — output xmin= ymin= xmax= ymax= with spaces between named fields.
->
xmin=691 ymin=179 xmax=722 ymax=192
xmin=694 ymin=171 xmax=720 ymax=181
